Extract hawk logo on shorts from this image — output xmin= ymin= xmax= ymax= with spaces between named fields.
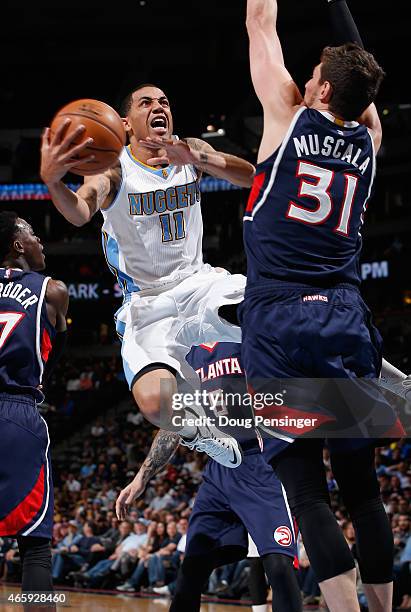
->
xmin=273 ymin=526 xmax=292 ymax=547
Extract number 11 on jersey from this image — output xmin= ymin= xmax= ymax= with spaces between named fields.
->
xmin=160 ymin=211 xmax=186 ymax=242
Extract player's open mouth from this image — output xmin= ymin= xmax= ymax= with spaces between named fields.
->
xmin=150 ymin=116 xmax=168 ymax=135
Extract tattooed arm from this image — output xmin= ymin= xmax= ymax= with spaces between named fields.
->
xmin=141 ymin=135 xmax=255 ymax=188
xmin=184 ymin=138 xmax=255 ymax=188
xmin=42 ymin=165 xmax=121 ymax=227
xmin=116 ymin=430 xmax=180 ymax=520
xmin=40 ymin=122 xmax=121 ymax=226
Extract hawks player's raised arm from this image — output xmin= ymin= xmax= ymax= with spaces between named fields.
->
xmin=325 ymin=0 xmax=382 ymax=152
xmin=40 ymin=121 xmax=121 ymax=226
xmin=246 ymin=0 xmax=302 ymax=116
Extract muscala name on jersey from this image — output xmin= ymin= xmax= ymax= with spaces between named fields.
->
xmin=293 ymin=134 xmax=371 ymax=174
xmin=128 ymin=180 xmax=200 ymax=217
xmin=195 ymin=357 xmax=243 ymax=382
xmin=0 ymin=282 xmax=38 ymax=309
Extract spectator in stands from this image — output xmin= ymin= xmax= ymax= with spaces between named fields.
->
xmin=0 ymin=538 xmax=20 ymax=582
xmin=391 ymin=476 xmax=404 ymax=495
xmin=394 ymin=531 xmax=411 ymax=608
xmin=51 ymin=521 xmax=81 ymax=581
xmin=100 ymin=517 xmax=119 ymax=546
xmin=116 ymin=521 xmax=167 ymax=592
xmin=79 ymin=371 xmax=93 ymax=391
xmin=388 ymin=461 xmax=411 ymax=489
xmin=149 ymin=485 xmax=175 ymax=512
xmin=394 ymin=514 xmax=411 ymax=562
xmin=145 ymin=521 xmax=180 ymax=588
xmin=71 ymin=520 xmax=137 ymax=587
xmin=112 ymin=520 xmax=149 ymax=578
xmin=91 ymin=419 xmax=105 ymax=438
xmin=52 ymin=520 xmax=69 ymax=546
xmin=52 ymin=522 xmax=100 ymax=582
xmin=66 ymin=370 xmax=81 ymax=392
xmin=152 ymin=518 xmax=188 ymax=597
xmin=65 ymin=473 xmax=81 ymax=493
xmin=80 ymin=457 xmax=96 ymax=480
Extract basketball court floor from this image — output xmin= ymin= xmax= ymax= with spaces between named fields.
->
xmin=0 ymin=584 xmax=259 ymax=611
xmin=0 ymin=583 xmax=328 ymax=610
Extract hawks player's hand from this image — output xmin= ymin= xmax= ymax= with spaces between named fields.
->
xmin=40 ymin=120 xmax=95 ymax=184
xmin=139 ymin=137 xmax=195 ymax=167
xmin=115 ymin=474 xmax=146 ymax=520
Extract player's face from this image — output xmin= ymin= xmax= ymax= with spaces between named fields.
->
xmin=15 ymin=218 xmax=45 ymax=271
xmin=125 ymin=86 xmax=174 ymax=141
xmin=303 ymin=64 xmax=323 ymax=108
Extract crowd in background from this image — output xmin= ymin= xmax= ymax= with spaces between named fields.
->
xmin=1 ymin=400 xmax=410 ymax=608
xmin=38 ymin=355 xmax=128 ymax=442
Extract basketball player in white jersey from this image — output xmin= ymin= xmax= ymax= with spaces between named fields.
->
xmin=40 ymin=84 xmax=255 ymax=467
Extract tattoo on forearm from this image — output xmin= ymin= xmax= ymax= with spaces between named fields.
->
xmin=199 ymin=152 xmax=209 ymax=166
xmin=185 ymin=138 xmax=212 ymax=169
xmin=140 ymin=430 xmax=180 ymax=484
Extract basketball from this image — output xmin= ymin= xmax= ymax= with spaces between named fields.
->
xmin=50 ymin=99 xmax=126 ymax=176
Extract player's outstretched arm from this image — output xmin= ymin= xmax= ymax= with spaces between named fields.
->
xmin=185 ymin=138 xmax=256 ymax=188
xmin=246 ymin=0 xmax=301 ymax=115
xmin=324 ymin=0 xmax=382 ymax=152
xmin=140 ymin=136 xmax=255 ymax=188
xmin=40 ymin=120 xmax=120 ymax=226
xmin=116 ymin=430 xmax=180 ymax=520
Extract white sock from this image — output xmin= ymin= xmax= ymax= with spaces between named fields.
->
xmin=252 ymin=605 xmax=268 ymax=612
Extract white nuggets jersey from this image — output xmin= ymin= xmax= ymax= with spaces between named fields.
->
xmin=101 ymin=144 xmax=205 ymax=294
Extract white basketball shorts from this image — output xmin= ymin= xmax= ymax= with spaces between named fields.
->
xmin=115 ymin=267 xmax=245 ymax=388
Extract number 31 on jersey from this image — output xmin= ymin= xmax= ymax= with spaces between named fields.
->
xmin=287 ymin=161 xmax=359 ymax=236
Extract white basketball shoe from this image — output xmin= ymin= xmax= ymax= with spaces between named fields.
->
xmin=378 ymin=371 xmax=411 ymax=401
xmin=179 ymin=404 xmax=243 ymax=468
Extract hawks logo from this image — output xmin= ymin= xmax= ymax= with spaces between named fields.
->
xmin=274 ymin=525 xmax=292 ymax=547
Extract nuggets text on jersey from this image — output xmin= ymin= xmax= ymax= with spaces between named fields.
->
xmin=101 ymin=145 xmax=205 ymax=293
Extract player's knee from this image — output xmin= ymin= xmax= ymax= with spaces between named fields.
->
xmin=132 ymin=368 xmax=175 ymax=422
xmin=132 ymin=384 xmax=162 ymax=419
xmin=360 ymin=561 xmax=393 ymax=584
xmin=287 ymin=492 xmax=330 ymax=522
xmin=262 ymin=553 xmax=295 ymax=585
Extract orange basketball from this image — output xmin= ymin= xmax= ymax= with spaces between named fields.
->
xmin=50 ymin=99 xmax=126 ymax=176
